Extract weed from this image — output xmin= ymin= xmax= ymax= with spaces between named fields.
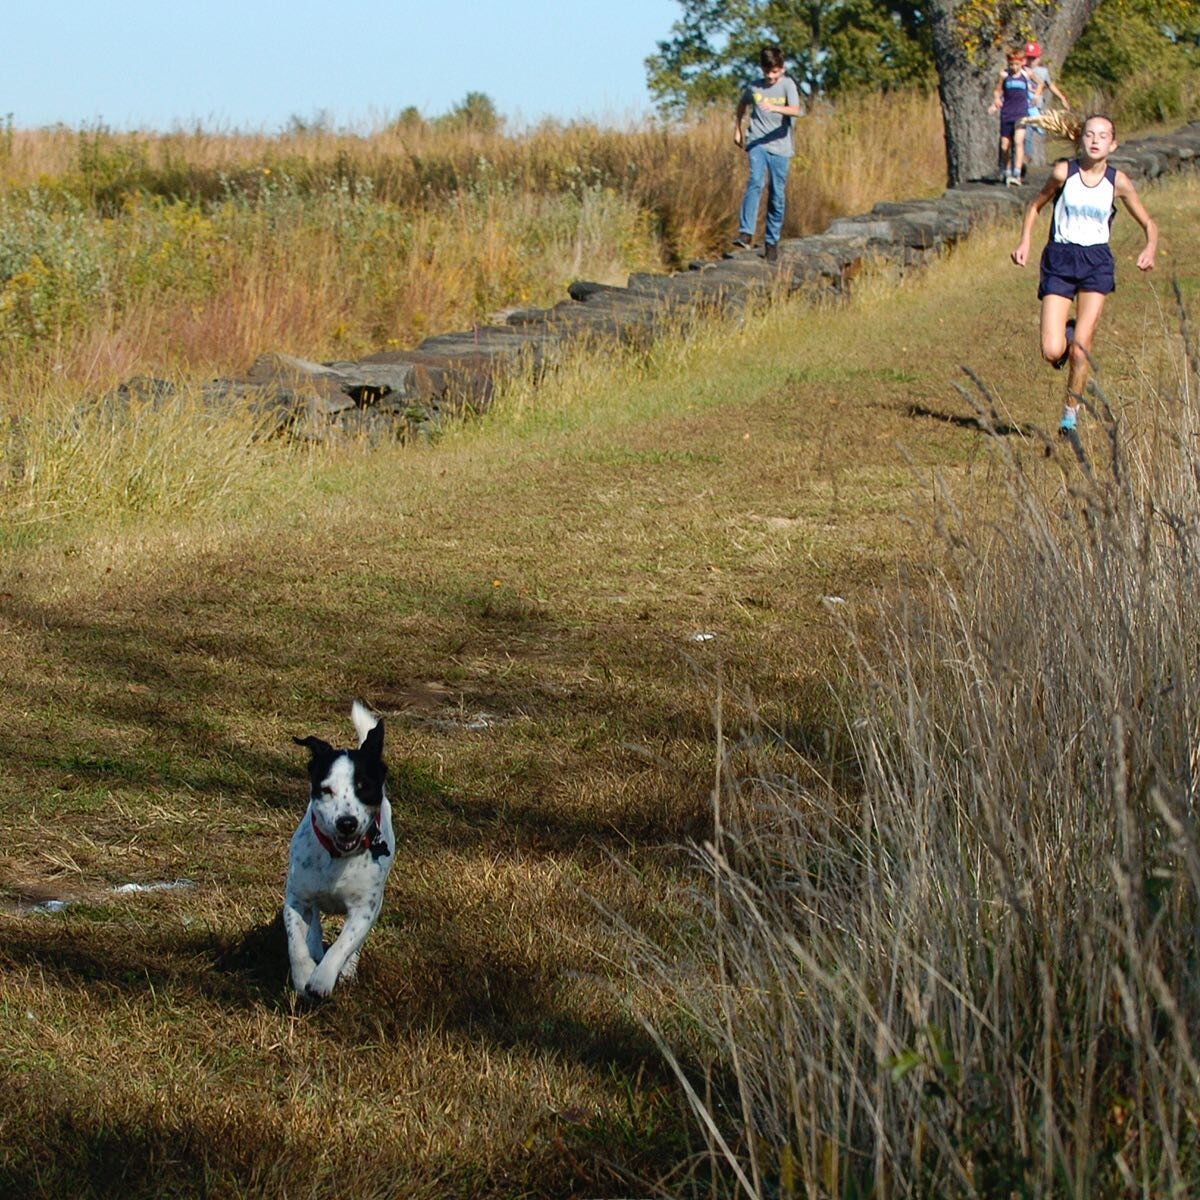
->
xmin=629 ymin=297 xmax=1200 ymax=1195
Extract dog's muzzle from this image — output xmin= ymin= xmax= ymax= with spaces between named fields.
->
xmin=311 ymin=811 xmax=390 ymax=860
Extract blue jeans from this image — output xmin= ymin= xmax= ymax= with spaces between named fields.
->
xmin=1024 ymin=121 xmax=1045 ymax=167
xmin=738 ymin=145 xmax=790 ymax=245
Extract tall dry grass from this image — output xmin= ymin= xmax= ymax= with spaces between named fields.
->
xmin=0 ymin=92 xmax=945 ymax=529
xmin=0 ymin=94 xmax=944 ymax=382
xmin=626 ymin=300 xmax=1200 ymax=1196
xmin=0 ymin=180 xmax=658 ymax=379
xmin=1 ymin=90 xmax=943 ymax=272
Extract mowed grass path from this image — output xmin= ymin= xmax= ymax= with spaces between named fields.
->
xmin=0 ymin=176 xmax=1196 ymax=1197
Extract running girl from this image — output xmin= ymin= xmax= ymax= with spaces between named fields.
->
xmin=1010 ymin=114 xmax=1157 ymax=435
xmin=988 ymin=49 xmax=1037 ymax=185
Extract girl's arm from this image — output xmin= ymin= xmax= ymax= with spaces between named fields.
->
xmin=1011 ymin=162 xmax=1068 ymax=266
xmin=987 ymin=72 xmax=1004 ymax=113
xmin=1115 ymin=170 xmax=1158 ymax=271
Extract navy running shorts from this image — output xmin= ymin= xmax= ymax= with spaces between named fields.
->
xmin=1000 ymin=118 xmax=1019 ymax=140
xmin=1038 ymin=241 xmax=1116 ymax=299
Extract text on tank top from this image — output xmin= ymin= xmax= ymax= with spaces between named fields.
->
xmin=1050 ymin=160 xmax=1117 ymax=247
xmin=1000 ymin=69 xmax=1031 ymax=120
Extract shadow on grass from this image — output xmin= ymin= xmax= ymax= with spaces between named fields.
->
xmin=0 ymin=1070 xmax=647 ymax=1200
xmin=904 ymin=401 xmax=1035 ymax=437
xmin=0 ymin=911 xmax=675 ymax=1083
xmin=0 ymin=536 xmax=793 ymax=1194
xmin=0 ymin=558 xmax=719 ymax=841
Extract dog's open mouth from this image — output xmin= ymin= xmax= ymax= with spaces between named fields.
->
xmin=333 ymin=834 xmax=362 ymax=853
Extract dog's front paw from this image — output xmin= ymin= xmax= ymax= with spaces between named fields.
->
xmin=304 ymin=964 xmax=338 ymax=1000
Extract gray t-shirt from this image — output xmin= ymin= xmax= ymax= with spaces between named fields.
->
xmin=1029 ymin=64 xmax=1051 ymax=112
xmin=741 ymin=74 xmax=802 ymax=156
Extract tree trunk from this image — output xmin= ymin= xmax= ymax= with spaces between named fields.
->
xmin=929 ymin=0 xmax=1101 ymax=187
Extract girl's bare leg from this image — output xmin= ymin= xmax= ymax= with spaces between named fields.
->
xmin=1040 ymin=294 xmax=1073 ymax=364
xmin=1066 ymin=290 xmax=1108 ymax=400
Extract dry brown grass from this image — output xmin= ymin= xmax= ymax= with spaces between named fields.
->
xmin=0 ymin=175 xmax=1194 ymax=1197
xmin=634 ymin=340 xmax=1200 ymax=1195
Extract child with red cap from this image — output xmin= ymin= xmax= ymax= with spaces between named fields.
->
xmin=1022 ymin=41 xmax=1071 ymax=171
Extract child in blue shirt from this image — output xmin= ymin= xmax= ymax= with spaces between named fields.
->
xmin=988 ymin=48 xmax=1038 ymax=186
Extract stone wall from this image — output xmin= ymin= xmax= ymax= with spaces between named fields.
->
xmin=111 ymin=121 xmax=1200 ymax=441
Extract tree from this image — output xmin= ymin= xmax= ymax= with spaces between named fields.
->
xmin=434 ymin=92 xmax=502 ymax=135
xmin=1064 ymin=0 xmax=1200 ymax=125
xmin=645 ymin=0 xmax=933 ymax=113
xmin=648 ymin=0 xmax=1106 ymax=186
xmin=1065 ymin=0 xmax=1198 ymax=88
xmin=929 ymin=0 xmax=1100 ymax=185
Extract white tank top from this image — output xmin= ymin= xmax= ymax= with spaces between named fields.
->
xmin=1050 ymin=160 xmax=1117 ymax=247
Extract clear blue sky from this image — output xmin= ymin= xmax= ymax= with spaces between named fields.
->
xmin=5 ymin=1 xmax=683 ymax=132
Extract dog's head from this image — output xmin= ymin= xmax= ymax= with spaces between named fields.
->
xmin=294 ymin=715 xmax=386 ymax=855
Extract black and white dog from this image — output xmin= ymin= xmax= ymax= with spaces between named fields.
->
xmin=284 ymin=700 xmax=393 ymax=998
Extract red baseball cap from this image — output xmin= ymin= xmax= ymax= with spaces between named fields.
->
xmin=1024 ymin=41 xmax=1041 ymax=57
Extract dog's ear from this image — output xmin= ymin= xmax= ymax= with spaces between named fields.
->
xmin=360 ymin=720 xmax=384 ymax=759
xmin=293 ymin=735 xmax=335 ymax=758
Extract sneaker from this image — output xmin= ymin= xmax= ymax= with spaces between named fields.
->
xmin=1005 ymin=173 xmax=1021 ymax=187
xmin=731 ymin=233 xmax=752 ymax=250
xmin=1059 ymin=407 xmax=1077 ymax=436
xmin=1051 ymin=318 xmax=1075 ymax=370
xmin=764 ymin=242 xmax=779 ymax=263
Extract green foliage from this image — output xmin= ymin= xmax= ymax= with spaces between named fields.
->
xmin=1066 ymin=0 xmax=1198 ymax=84
xmin=0 ymin=178 xmax=397 ymax=347
xmin=75 ymin=124 xmax=155 ymax=211
xmin=646 ymin=0 xmax=933 ymax=112
xmin=0 ymin=159 xmax=659 ymax=357
xmin=388 ymin=94 xmax=502 ymax=137
xmin=387 ymin=105 xmax=426 ymax=135
xmin=823 ymin=0 xmax=935 ymax=92
xmin=0 ymin=191 xmax=110 ymax=345
xmin=1063 ymin=0 xmax=1200 ymax=125
xmin=433 ymin=91 xmax=502 ymax=135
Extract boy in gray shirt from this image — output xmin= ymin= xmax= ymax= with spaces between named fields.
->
xmin=1022 ymin=41 xmax=1070 ymax=170
xmin=732 ymin=45 xmax=803 ymax=262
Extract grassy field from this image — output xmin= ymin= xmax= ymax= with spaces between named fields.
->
xmin=0 ymin=93 xmax=944 ymax=393
xmin=0 ymin=172 xmax=1197 ymax=1197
